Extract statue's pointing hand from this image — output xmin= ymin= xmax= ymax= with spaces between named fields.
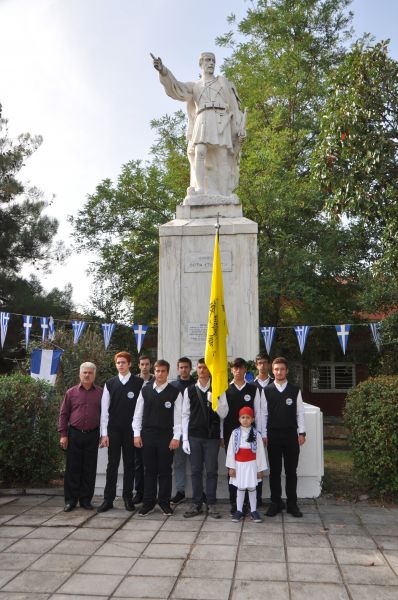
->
xmin=150 ymin=53 xmax=165 ymax=75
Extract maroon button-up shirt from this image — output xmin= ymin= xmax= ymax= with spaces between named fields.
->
xmin=58 ymin=383 xmax=103 ymax=437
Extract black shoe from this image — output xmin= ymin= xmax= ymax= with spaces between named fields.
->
xmin=132 ymin=493 xmax=143 ymax=505
xmin=230 ymin=502 xmax=237 ymax=515
xmin=97 ymin=500 xmax=114 ymax=513
xmin=64 ymin=502 xmax=76 ymax=512
xmin=123 ymin=497 xmax=136 ymax=512
xmin=184 ymin=504 xmax=203 ymax=518
xmin=138 ymin=503 xmax=156 ymax=517
xmin=207 ymin=505 xmax=221 ymax=519
xmin=159 ymin=503 xmax=174 ymax=516
xmin=265 ymin=502 xmax=282 ymax=517
xmin=80 ymin=501 xmax=94 ymax=510
xmin=170 ymin=491 xmax=185 ymax=505
xmin=231 ymin=510 xmax=244 ymax=522
xmin=287 ymin=503 xmax=303 ymax=518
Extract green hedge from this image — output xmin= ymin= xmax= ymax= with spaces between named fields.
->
xmin=344 ymin=376 xmax=398 ymax=495
xmin=0 ymin=373 xmax=63 ymax=484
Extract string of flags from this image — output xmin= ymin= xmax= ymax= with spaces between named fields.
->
xmin=0 ymin=311 xmax=150 ymax=353
xmin=0 ymin=310 xmax=385 ymax=355
xmin=260 ymin=322 xmax=382 ymax=355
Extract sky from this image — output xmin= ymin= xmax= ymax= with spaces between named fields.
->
xmin=1 ymin=0 xmax=397 ymax=312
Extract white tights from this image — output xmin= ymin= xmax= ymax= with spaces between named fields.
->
xmin=236 ymin=488 xmax=256 ymax=512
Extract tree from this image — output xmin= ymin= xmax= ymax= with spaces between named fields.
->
xmin=0 ymin=106 xmax=67 ymax=307
xmin=73 ymin=0 xmax=391 ymax=346
xmin=312 ymin=40 xmax=398 ymax=268
xmin=216 ymin=0 xmax=380 ymax=326
xmin=71 ymin=111 xmax=188 ymax=323
xmin=0 ymin=107 xmax=72 ymax=371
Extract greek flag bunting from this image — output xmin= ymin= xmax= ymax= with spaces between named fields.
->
xmin=31 ymin=348 xmax=63 ymax=385
xmin=48 ymin=316 xmax=55 ymax=341
xmin=335 ymin=324 xmax=350 ymax=355
xmin=370 ymin=322 xmax=381 ymax=352
xmin=101 ymin=323 xmax=115 ymax=349
xmin=71 ymin=320 xmax=87 ymax=344
xmin=133 ymin=324 xmax=149 ymax=353
xmin=0 ymin=312 xmax=10 ymax=349
xmin=260 ymin=326 xmax=276 ymax=355
xmin=23 ymin=315 xmax=34 ymax=348
xmin=40 ymin=317 xmax=49 ymax=342
xmin=294 ymin=325 xmax=310 ymax=354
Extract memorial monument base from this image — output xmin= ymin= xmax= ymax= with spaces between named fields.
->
xmin=158 ymin=202 xmax=259 ymax=378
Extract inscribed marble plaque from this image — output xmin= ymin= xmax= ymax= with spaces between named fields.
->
xmin=185 ymin=252 xmax=232 ymax=272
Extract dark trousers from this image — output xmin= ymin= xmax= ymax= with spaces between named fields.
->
xmin=142 ymin=432 xmax=174 ymax=505
xmin=134 ymin=447 xmax=144 ymax=496
xmin=267 ymin=429 xmax=300 ymax=504
xmin=189 ymin=437 xmax=219 ymax=506
xmin=64 ymin=427 xmax=99 ymax=504
xmin=104 ymin=427 xmax=135 ymax=502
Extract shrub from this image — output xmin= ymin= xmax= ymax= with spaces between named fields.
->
xmin=344 ymin=376 xmax=398 ymax=495
xmin=0 ymin=373 xmax=63 ymax=484
xmin=50 ymin=329 xmax=116 ymax=395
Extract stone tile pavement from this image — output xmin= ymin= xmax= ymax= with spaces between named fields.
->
xmin=0 ymin=493 xmax=397 ymax=599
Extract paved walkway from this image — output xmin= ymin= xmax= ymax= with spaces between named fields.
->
xmin=0 ymin=493 xmax=397 ymax=600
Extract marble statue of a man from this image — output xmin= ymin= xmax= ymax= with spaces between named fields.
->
xmin=152 ymin=52 xmax=246 ymax=202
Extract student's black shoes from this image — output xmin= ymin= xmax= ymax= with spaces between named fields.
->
xmin=287 ymin=503 xmax=303 ymax=518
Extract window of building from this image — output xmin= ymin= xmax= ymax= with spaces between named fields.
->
xmin=310 ymin=363 xmax=355 ymax=392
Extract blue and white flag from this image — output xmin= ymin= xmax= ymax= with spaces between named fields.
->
xmin=0 ymin=312 xmax=10 ymax=349
xmin=133 ymin=324 xmax=149 ymax=353
xmin=40 ymin=317 xmax=49 ymax=342
xmin=370 ymin=322 xmax=381 ymax=352
xmin=31 ymin=348 xmax=63 ymax=385
xmin=101 ymin=323 xmax=115 ymax=349
xmin=335 ymin=324 xmax=350 ymax=354
xmin=294 ymin=325 xmax=310 ymax=354
xmin=48 ymin=316 xmax=55 ymax=341
xmin=71 ymin=320 xmax=87 ymax=344
xmin=23 ymin=315 xmax=34 ymax=348
xmin=260 ymin=326 xmax=276 ymax=355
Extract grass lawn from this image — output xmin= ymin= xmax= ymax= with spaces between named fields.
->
xmin=322 ymin=447 xmax=398 ymax=503
xmin=322 ymin=448 xmax=370 ymax=500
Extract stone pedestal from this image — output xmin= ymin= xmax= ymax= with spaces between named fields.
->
xmin=158 ymin=202 xmax=259 ymax=377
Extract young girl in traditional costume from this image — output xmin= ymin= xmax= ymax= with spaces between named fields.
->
xmin=226 ymin=406 xmax=267 ymax=522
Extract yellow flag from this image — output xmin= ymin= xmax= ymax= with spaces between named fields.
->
xmin=205 ymin=230 xmax=229 ymax=411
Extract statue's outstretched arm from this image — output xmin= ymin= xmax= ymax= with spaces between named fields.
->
xmin=150 ymin=53 xmax=167 ymax=76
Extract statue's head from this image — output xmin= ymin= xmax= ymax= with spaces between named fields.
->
xmin=199 ymin=52 xmax=216 ymax=75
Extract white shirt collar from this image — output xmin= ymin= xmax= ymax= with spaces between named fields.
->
xmin=197 ymin=380 xmax=210 ymax=392
xmin=153 ymin=380 xmax=168 ymax=393
xmin=232 ymin=381 xmax=247 ymax=391
xmin=274 ymin=380 xmax=288 ymax=392
xmin=255 ymin=376 xmax=271 ymax=387
xmin=118 ymin=372 xmax=131 ymax=384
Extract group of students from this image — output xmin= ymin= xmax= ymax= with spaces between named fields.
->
xmin=58 ymin=351 xmax=306 ymax=522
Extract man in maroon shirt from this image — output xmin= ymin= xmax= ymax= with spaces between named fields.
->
xmin=58 ymin=362 xmax=102 ymax=512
